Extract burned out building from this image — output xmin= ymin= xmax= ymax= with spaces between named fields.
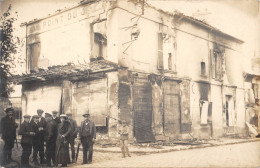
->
xmin=11 ymin=0 xmax=251 ymax=142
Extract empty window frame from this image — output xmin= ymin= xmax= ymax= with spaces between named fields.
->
xmin=29 ymin=42 xmax=40 ymax=72
xmin=157 ymin=33 xmax=175 ymax=71
xmin=211 ymin=50 xmax=222 ymax=80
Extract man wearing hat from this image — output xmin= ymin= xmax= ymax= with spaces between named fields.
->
xmin=36 ymin=109 xmax=46 ymax=164
xmin=0 ymin=108 xmax=18 ymax=165
xmin=79 ymin=111 xmax=96 ymax=164
xmin=67 ymin=113 xmax=78 ymax=163
xmin=118 ymin=120 xmax=131 ymax=158
xmin=30 ymin=115 xmax=41 ymax=165
xmin=45 ymin=113 xmax=58 ymax=167
xmin=52 ymin=111 xmax=61 ymax=124
xmin=19 ymin=115 xmax=35 ymax=167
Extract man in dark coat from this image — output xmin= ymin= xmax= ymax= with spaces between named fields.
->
xmin=30 ymin=115 xmax=41 ymax=165
xmin=37 ymin=109 xmax=46 ymax=164
xmin=0 ymin=108 xmax=18 ymax=165
xmin=67 ymin=113 xmax=77 ymax=163
xmin=79 ymin=111 xmax=96 ymax=165
xmin=19 ymin=115 xmax=35 ymax=167
xmin=45 ymin=113 xmax=58 ymax=167
xmin=30 ymin=110 xmax=46 ymax=165
xmin=52 ymin=111 xmax=61 ymax=125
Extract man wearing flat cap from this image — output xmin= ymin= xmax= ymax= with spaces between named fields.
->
xmin=0 ymin=108 xmax=18 ymax=165
xmin=36 ymin=109 xmax=47 ymax=164
xmin=52 ymin=111 xmax=61 ymax=125
xmin=30 ymin=115 xmax=41 ymax=165
xmin=67 ymin=113 xmax=78 ymax=163
xmin=45 ymin=113 xmax=58 ymax=167
xmin=19 ymin=115 xmax=35 ymax=167
xmin=79 ymin=111 xmax=96 ymax=164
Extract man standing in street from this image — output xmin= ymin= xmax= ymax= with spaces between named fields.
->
xmin=37 ymin=109 xmax=46 ymax=164
xmin=79 ymin=111 xmax=96 ymax=165
xmin=118 ymin=120 xmax=131 ymax=158
xmin=0 ymin=108 xmax=18 ymax=165
xmin=67 ymin=113 xmax=78 ymax=163
xmin=52 ymin=111 xmax=61 ymax=124
xmin=45 ymin=113 xmax=58 ymax=167
xmin=19 ymin=115 xmax=35 ymax=167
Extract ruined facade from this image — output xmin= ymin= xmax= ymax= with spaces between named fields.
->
xmin=12 ymin=0 xmax=252 ymax=142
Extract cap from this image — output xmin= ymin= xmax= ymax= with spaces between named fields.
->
xmin=45 ymin=113 xmax=52 ymax=117
xmin=60 ymin=114 xmax=68 ymax=119
xmin=23 ymin=115 xmax=31 ymax=118
xmin=5 ymin=107 xmax=14 ymax=113
xmin=52 ymin=111 xmax=58 ymax=114
xmin=66 ymin=113 xmax=72 ymax=116
xmin=37 ymin=109 xmax=44 ymax=114
xmin=82 ymin=111 xmax=90 ymax=117
xmin=32 ymin=115 xmax=39 ymax=118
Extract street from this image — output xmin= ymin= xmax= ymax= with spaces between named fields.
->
xmin=77 ymin=141 xmax=260 ymax=168
xmin=1 ymin=140 xmax=260 ymax=167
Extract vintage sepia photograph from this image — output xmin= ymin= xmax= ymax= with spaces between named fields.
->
xmin=0 ymin=0 xmax=260 ymax=167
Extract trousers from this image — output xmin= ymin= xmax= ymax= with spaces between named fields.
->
xmin=81 ymin=136 xmax=93 ymax=163
xmin=120 ymin=139 xmax=130 ymax=157
xmin=68 ymin=137 xmax=75 ymax=160
xmin=46 ymin=140 xmax=56 ymax=166
xmin=21 ymin=143 xmax=32 ymax=167
xmin=32 ymin=142 xmax=45 ymax=162
xmin=3 ymin=139 xmax=14 ymax=163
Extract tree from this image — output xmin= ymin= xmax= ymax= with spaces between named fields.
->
xmin=0 ymin=5 xmax=21 ymax=97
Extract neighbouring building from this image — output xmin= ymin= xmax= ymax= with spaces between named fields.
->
xmin=11 ymin=0 xmax=254 ymax=142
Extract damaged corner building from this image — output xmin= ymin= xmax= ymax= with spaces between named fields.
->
xmin=10 ymin=0 xmax=259 ymax=142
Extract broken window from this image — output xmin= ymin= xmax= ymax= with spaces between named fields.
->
xmin=201 ymin=61 xmax=206 ymax=76
xmin=29 ymin=42 xmax=40 ymax=72
xmin=92 ymin=21 xmax=107 ymax=60
xmin=157 ymin=33 xmax=175 ymax=71
xmin=211 ymin=50 xmax=222 ymax=80
xmin=93 ymin=33 xmax=107 ymax=59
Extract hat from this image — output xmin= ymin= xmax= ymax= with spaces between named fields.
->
xmin=45 ymin=113 xmax=52 ymax=117
xmin=66 ymin=113 xmax=72 ymax=116
xmin=32 ymin=115 xmax=39 ymax=118
xmin=23 ymin=115 xmax=31 ymax=118
xmin=82 ymin=111 xmax=90 ymax=117
xmin=5 ymin=107 xmax=14 ymax=113
xmin=37 ymin=109 xmax=44 ymax=114
xmin=52 ymin=111 xmax=58 ymax=114
xmin=121 ymin=120 xmax=127 ymax=124
xmin=60 ymin=114 xmax=68 ymax=119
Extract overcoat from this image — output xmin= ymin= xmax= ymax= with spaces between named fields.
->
xmin=55 ymin=120 xmax=71 ymax=165
xmin=19 ymin=121 xmax=34 ymax=144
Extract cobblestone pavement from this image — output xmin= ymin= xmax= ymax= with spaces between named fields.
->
xmin=78 ymin=141 xmax=260 ymax=168
xmin=1 ymin=140 xmax=260 ymax=167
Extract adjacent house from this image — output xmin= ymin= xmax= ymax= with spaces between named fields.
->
xmin=11 ymin=0 xmax=252 ymax=142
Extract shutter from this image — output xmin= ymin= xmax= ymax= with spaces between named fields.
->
xmin=208 ymin=102 xmax=212 ymax=123
xmin=210 ymin=49 xmax=215 ymax=79
xmin=30 ymin=43 xmax=40 ymax=71
xmin=158 ymin=33 xmax=164 ymax=70
xmin=201 ymin=101 xmax=209 ymax=125
xmin=133 ymin=77 xmax=155 ymax=142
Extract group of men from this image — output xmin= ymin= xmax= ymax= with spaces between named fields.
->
xmin=0 ymin=107 xmax=96 ymax=167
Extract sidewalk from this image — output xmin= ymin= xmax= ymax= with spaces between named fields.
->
xmin=92 ymin=137 xmax=260 ymax=154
